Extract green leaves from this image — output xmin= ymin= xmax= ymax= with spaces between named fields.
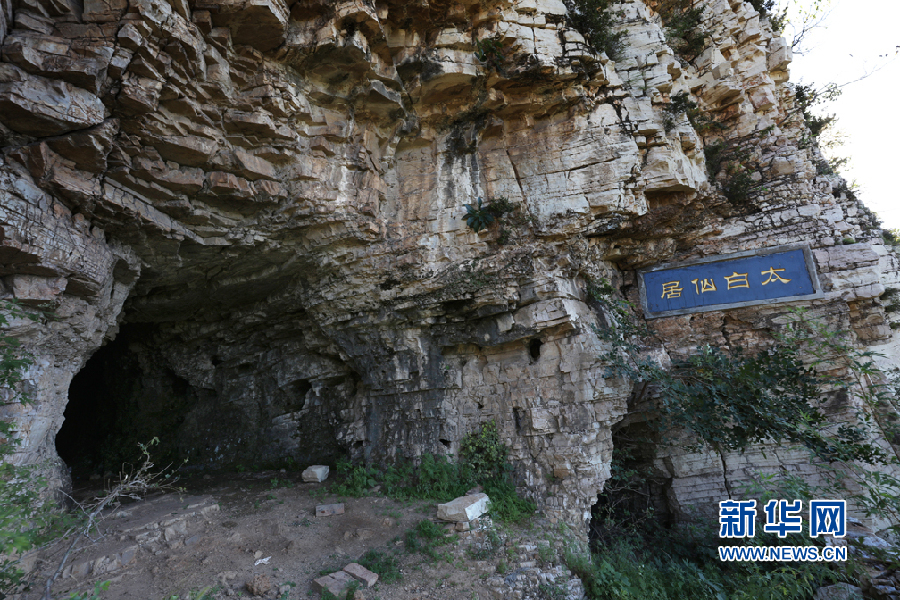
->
xmin=331 ymin=420 xmax=534 ymax=522
xmin=598 ymin=296 xmax=890 ymax=464
xmin=562 ymin=0 xmax=626 ymax=60
xmin=462 ymin=198 xmax=494 ymax=232
xmin=459 ymin=419 xmax=507 ymax=480
xmin=474 ymin=37 xmax=505 ymax=72
xmin=461 ymin=196 xmax=518 ymax=235
xmin=657 ymin=0 xmax=711 ymax=61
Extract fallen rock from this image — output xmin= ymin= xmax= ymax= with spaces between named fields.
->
xmin=302 ymin=465 xmax=329 ymax=482
xmin=343 ymin=562 xmax=378 ymax=588
xmin=313 ymin=570 xmax=355 ymax=597
xmin=437 ymin=493 xmax=490 ymax=522
xmin=316 ymin=503 xmax=345 ymax=517
xmin=246 ymin=573 xmax=271 ymax=596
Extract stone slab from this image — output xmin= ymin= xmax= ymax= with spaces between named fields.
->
xmin=343 ymin=562 xmax=378 ymax=587
xmin=312 ymin=570 xmax=354 ymax=596
xmin=436 ymin=493 xmax=490 ymax=522
xmin=316 ymin=503 xmax=345 ymax=517
xmin=302 ymin=464 xmax=329 ymax=482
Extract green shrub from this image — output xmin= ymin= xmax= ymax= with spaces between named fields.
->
xmin=475 ymin=37 xmax=505 ymax=72
xmin=657 ymin=0 xmax=711 ymax=61
xmin=562 ymin=0 xmax=626 ymax=60
xmin=794 ymin=83 xmax=840 ymax=138
xmin=358 ymin=549 xmax=402 ymax=583
xmin=331 ymin=459 xmax=381 ymax=497
xmin=461 ymin=197 xmax=517 ymax=233
xmin=0 ymin=301 xmax=67 ymax=596
xmin=331 ymin=422 xmax=534 ymax=523
xmin=664 ymin=92 xmax=727 ymax=135
xmin=748 ymin=0 xmax=776 ymax=16
xmin=459 ymin=420 xmax=507 ymax=480
xmin=462 ymin=198 xmax=496 ymax=232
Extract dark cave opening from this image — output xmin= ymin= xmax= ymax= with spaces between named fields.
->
xmin=56 ymin=324 xmax=351 ymax=483
xmin=55 ymin=327 xmax=199 ymax=483
xmin=56 ymin=333 xmax=137 ymax=482
xmin=588 ymin=423 xmax=674 ymax=550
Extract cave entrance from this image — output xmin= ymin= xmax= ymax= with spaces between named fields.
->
xmin=588 ymin=422 xmax=673 ymax=550
xmin=55 ymin=326 xmax=199 ymax=484
xmin=56 ymin=323 xmax=350 ymax=484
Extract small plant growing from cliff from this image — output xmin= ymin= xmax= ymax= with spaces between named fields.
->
xmin=662 ymin=92 xmax=697 ymax=132
xmin=459 ymin=419 xmax=507 ymax=480
xmin=461 ymin=196 xmax=517 ymax=234
xmin=475 ymin=36 xmax=506 ymax=73
xmin=462 ymin=198 xmax=496 ymax=232
xmin=748 ymin=0 xmax=776 ymax=17
xmin=562 ymin=0 xmax=626 ymax=60
xmin=656 ymin=0 xmax=711 ymax=61
xmin=663 ymin=91 xmax=726 ymax=134
xmin=701 ymin=132 xmax=773 ymax=206
xmin=0 ymin=300 xmax=59 ymax=597
xmin=788 ymin=83 xmax=841 ymax=146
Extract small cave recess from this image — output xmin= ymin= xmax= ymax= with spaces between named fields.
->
xmin=588 ymin=423 xmax=674 ymax=550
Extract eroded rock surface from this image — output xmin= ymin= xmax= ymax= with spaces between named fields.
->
xmin=0 ymin=0 xmax=898 ymax=529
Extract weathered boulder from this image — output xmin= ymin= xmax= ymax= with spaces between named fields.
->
xmin=302 ymin=465 xmax=329 ymax=483
xmin=437 ymin=494 xmax=491 ymax=522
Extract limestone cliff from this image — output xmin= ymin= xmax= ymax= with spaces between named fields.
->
xmin=0 ymin=0 xmax=897 ymax=529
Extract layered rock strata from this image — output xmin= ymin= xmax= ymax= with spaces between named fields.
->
xmin=0 ymin=0 xmax=897 ymax=529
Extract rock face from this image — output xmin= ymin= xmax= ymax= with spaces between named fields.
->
xmin=0 ymin=0 xmax=898 ymax=530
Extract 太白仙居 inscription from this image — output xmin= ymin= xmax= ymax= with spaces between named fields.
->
xmin=639 ymin=245 xmax=823 ymax=319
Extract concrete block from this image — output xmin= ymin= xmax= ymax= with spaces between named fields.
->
xmin=436 ymin=493 xmax=490 ymax=522
xmin=312 ymin=571 xmax=354 ymax=596
xmin=343 ymin=562 xmax=378 ymax=587
xmin=302 ymin=465 xmax=330 ymax=482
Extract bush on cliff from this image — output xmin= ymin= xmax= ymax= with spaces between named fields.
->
xmin=563 ymin=0 xmax=626 ymax=60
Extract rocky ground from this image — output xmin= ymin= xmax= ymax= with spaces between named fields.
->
xmin=22 ymin=470 xmax=584 ymax=600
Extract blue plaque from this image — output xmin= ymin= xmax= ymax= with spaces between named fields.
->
xmin=639 ymin=245 xmax=823 ymax=318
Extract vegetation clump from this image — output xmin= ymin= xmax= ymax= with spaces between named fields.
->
xmin=663 ymin=91 xmax=726 ymax=134
xmin=571 ymin=281 xmax=900 ymax=599
xmin=462 ymin=196 xmax=519 ymax=241
xmin=332 ymin=420 xmax=535 ymax=523
xmin=594 ymin=279 xmax=889 ymax=465
xmin=475 ymin=36 xmax=505 ymax=73
xmin=565 ymin=525 xmax=846 ymax=600
xmin=0 ymin=301 xmax=66 ymax=597
xmin=794 ymin=83 xmax=840 ymax=139
xmin=562 ymin=0 xmax=626 ymax=60
xmin=656 ymin=0 xmax=711 ymax=61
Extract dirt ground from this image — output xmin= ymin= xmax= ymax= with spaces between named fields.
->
xmin=22 ymin=469 xmax=582 ymax=600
